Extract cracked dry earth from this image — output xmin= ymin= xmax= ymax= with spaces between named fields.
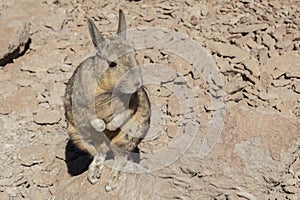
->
xmin=0 ymin=0 xmax=300 ymax=199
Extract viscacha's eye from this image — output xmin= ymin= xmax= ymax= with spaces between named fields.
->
xmin=109 ymin=61 xmax=117 ymax=68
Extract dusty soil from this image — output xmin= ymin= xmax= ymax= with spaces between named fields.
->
xmin=0 ymin=0 xmax=299 ymax=199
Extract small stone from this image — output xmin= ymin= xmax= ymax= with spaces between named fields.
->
xmin=200 ymin=5 xmax=209 ymax=16
xmin=47 ymin=94 xmax=63 ymax=106
xmin=244 ymin=87 xmax=259 ymax=96
xmin=272 ymin=25 xmax=286 ymax=41
xmin=3 ymin=87 xmax=38 ymax=113
xmin=59 ymin=64 xmax=72 ymax=72
xmin=225 ymin=80 xmax=248 ymax=94
xmin=0 ymin=178 xmax=14 ymax=186
xmin=257 ymin=71 xmax=272 ymax=91
xmin=272 ymin=79 xmax=291 ymax=87
xmin=292 ymin=18 xmax=300 ymax=25
xmin=225 ymin=92 xmax=243 ymax=102
xmin=46 ymin=82 xmax=66 ymax=97
xmin=286 ymin=70 xmax=300 ymax=78
xmin=258 ymin=48 xmax=268 ymax=65
xmin=158 ymin=4 xmax=173 ymax=10
xmin=0 ymin=21 xmax=30 ymax=66
xmin=166 ymin=124 xmax=179 ymax=138
xmin=214 ymin=56 xmax=231 ymax=69
xmin=18 ymin=145 xmax=46 ymax=167
xmin=262 ymin=33 xmax=275 ymax=49
xmin=207 ymin=41 xmax=248 ymax=59
xmin=44 ymin=8 xmax=65 ymax=32
xmin=204 ymin=100 xmax=225 ymax=111
xmin=243 ymin=91 xmax=258 ymax=101
xmin=283 ymin=185 xmax=300 ymax=194
xmin=230 ymin=24 xmax=268 ymax=34
xmin=33 ymin=108 xmax=61 ymax=125
xmin=246 ymin=38 xmax=259 ymax=49
xmin=17 ymin=79 xmax=34 ymax=87
xmin=258 ymin=91 xmax=278 ymax=101
xmin=0 ymin=102 xmax=11 ymax=115
xmin=242 ymin=57 xmax=260 ymax=77
xmin=5 ymin=187 xmax=17 ymax=197
xmin=271 ymin=69 xmax=286 ymax=79
xmin=289 ymin=157 xmax=300 ymax=175
xmin=32 ymin=171 xmax=55 ymax=187
xmin=276 ymin=33 xmax=293 ymax=49
xmin=292 ymin=81 xmax=300 ymax=93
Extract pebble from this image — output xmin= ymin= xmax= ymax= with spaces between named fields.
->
xmin=0 ymin=21 xmax=30 ymax=67
xmin=32 ymin=171 xmax=55 ymax=187
xmin=272 ymin=79 xmax=291 ymax=87
xmin=242 ymin=57 xmax=260 ymax=77
xmin=293 ymin=81 xmax=300 ymax=94
xmin=33 ymin=108 xmax=61 ymax=125
xmin=207 ymin=41 xmax=248 ymax=59
xmin=230 ymin=24 xmax=268 ymax=34
xmin=204 ymin=100 xmax=225 ymax=111
xmin=0 ymin=103 xmax=11 ymax=115
xmin=18 ymin=145 xmax=46 ymax=167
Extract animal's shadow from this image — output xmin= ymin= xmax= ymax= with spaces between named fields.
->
xmin=65 ymin=139 xmax=141 ymax=176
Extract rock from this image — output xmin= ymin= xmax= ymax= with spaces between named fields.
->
xmin=282 ymin=185 xmax=300 ymax=194
xmin=33 ymin=107 xmax=61 ymax=125
xmin=214 ymin=56 xmax=231 ymax=69
xmin=47 ymin=94 xmax=63 ymax=106
xmin=292 ymin=18 xmax=300 ymax=25
xmin=272 ymin=25 xmax=286 ymax=41
xmin=3 ymin=87 xmax=38 ymax=113
xmin=242 ymin=57 xmax=260 ymax=77
xmin=0 ymin=21 xmax=30 ymax=67
xmin=246 ymin=38 xmax=260 ymax=49
xmin=158 ymin=3 xmax=173 ymax=11
xmin=289 ymin=157 xmax=300 ymax=175
xmin=204 ymin=100 xmax=225 ymax=111
xmin=225 ymin=92 xmax=243 ymax=102
xmin=292 ymin=81 xmax=300 ymax=93
xmin=0 ymin=103 xmax=11 ymax=115
xmin=276 ymin=33 xmax=293 ymax=49
xmin=0 ymin=81 xmax=19 ymax=95
xmin=258 ymin=48 xmax=268 ymax=65
xmin=265 ymin=52 xmax=300 ymax=78
xmin=230 ymin=24 xmax=268 ymax=34
xmin=257 ymin=71 xmax=272 ymax=91
xmin=271 ymin=69 xmax=286 ymax=79
xmin=262 ymin=32 xmax=275 ymax=49
xmin=46 ymin=82 xmax=66 ymax=97
xmin=44 ymin=8 xmax=66 ymax=32
xmin=32 ymin=171 xmax=55 ymax=187
xmin=272 ymin=79 xmax=291 ymax=87
xmin=276 ymin=100 xmax=296 ymax=116
xmin=17 ymin=79 xmax=34 ymax=87
xmin=258 ymin=91 xmax=278 ymax=101
xmin=207 ymin=41 xmax=248 ymax=59
xmin=286 ymin=70 xmax=300 ymax=79
xmin=225 ymin=80 xmax=248 ymax=94
xmin=18 ymin=145 xmax=47 ymax=167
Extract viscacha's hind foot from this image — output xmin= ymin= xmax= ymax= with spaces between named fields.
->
xmin=87 ymin=155 xmax=105 ymax=184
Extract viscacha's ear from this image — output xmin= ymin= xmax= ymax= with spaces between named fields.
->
xmin=87 ymin=18 xmax=105 ymax=50
xmin=117 ymin=9 xmax=126 ymax=40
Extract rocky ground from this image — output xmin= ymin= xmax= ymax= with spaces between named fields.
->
xmin=0 ymin=0 xmax=299 ymax=199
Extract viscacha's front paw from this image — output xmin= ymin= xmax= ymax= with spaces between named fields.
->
xmin=90 ymin=118 xmax=106 ymax=132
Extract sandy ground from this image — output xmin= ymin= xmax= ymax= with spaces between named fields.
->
xmin=0 ymin=0 xmax=299 ymax=199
